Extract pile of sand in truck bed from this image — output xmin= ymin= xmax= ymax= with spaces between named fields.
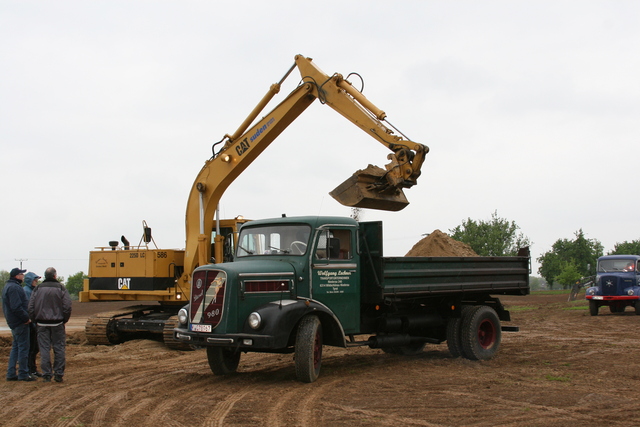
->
xmin=405 ymin=229 xmax=478 ymax=257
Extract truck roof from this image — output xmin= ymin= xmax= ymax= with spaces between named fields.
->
xmin=238 ymin=216 xmax=359 ymax=229
xmin=598 ymin=254 xmax=640 ymax=261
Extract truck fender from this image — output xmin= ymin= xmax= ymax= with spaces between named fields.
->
xmin=244 ymin=299 xmax=347 ymax=349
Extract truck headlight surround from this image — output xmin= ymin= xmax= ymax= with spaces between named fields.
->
xmin=248 ymin=312 xmax=262 ymax=330
xmin=628 ymin=289 xmax=635 ymax=296
xmin=178 ymin=308 xmax=189 ymax=326
xmin=587 ymin=288 xmax=596 ymax=296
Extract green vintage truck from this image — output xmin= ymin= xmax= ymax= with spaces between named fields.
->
xmin=174 ymin=216 xmax=530 ymax=382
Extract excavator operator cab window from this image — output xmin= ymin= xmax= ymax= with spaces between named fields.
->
xmin=315 ymin=229 xmax=352 ymax=260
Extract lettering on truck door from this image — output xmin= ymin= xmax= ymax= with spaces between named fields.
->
xmin=311 ymin=227 xmax=360 ymax=333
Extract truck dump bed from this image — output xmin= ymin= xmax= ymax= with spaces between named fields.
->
xmin=381 ymin=256 xmax=530 ymax=298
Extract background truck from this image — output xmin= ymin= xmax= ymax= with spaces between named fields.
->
xmin=585 ymin=254 xmax=640 ymax=315
xmin=80 ymin=54 xmax=428 ymax=347
xmin=174 ymin=215 xmax=530 ymax=382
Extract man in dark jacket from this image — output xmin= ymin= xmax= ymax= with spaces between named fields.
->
xmin=23 ymin=272 xmax=42 ymax=377
xmin=2 ymin=267 xmax=34 ymax=381
xmin=28 ymin=267 xmax=72 ymax=383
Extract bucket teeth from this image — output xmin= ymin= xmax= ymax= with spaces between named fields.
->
xmin=330 ymin=165 xmax=410 ymax=212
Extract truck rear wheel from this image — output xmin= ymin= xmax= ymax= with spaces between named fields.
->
xmin=589 ymin=300 xmax=599 ymax=316
xmin=446 ymin=306 xmax=472 ymax=358
xmin=295 ymin=315 xmax=322 ymax=383
xmin=206 ymin=347 xmax=241 ymax=375
xmin=460 ymin=305 xmax=501 ymax=360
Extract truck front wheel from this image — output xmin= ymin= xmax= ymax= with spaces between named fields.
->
xmin=589 ymin=300 xmax=599 ymax=316
xmin=295 ymin=315 xmax=322 ymax=383
xmin=207 ymin=347 xmax=241 ymax=375
xmin=460 ymin=306 xmax=501 ymax=361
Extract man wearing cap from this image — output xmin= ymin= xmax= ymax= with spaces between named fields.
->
xmin=2 ymin=268 xmax=34 ymax=382
xmin=23 ymin=272 xmax=42 ymax=378
xmin=28 ymin=267 xmax=72 ymax=383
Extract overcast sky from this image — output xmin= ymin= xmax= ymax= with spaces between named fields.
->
xmin=1 ymin=1 xmax=639 ymax=280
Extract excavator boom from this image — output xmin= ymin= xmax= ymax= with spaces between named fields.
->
xmin=182 ymin=54 xmax=429 ymax=287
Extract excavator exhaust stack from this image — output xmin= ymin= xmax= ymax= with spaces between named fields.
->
xmin=330 ymin=165 xmax=410 ymax=212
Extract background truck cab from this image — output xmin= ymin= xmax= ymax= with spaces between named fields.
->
xmin=586 ymin=255 xmax=640 ymax=315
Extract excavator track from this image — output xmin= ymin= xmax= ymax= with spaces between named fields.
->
xmin=85 ymin=306 xmax=150 ymax=346
xmin=162 ymin=316 xmax=195 ymax=351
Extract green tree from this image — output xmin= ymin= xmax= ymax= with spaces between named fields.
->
xmin=537 ymin=229 xmax=603 ymax=289
xmin=608 ymin=239 xmax=640 ymax=255
xmin=555 ymin=262 xmax=582 ymax=288
xmin=449 ymin=210 xmax=531 ymax=256
xmin=66 ymin=271 xmax=87 ymax=297
xmin=0 ymin=270 xmax=9 ymax=294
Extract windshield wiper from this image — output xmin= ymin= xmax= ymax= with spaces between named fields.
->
xmin=237 ymin=244 xmax=254 ymax=255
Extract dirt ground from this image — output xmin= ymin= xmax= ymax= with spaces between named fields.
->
xmin=1 ymin=293 xmax=638 ymax=427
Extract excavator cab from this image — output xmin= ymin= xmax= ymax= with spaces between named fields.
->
xmin=330 ymin=165 xmax=410 ymax=212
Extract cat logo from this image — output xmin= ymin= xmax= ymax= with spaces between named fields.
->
xmin=118 ymin=278 xmax=132 ymax=290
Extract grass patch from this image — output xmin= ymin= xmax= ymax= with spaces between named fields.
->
xmin=562 ymin=305 xmax=588 ymax=310
xmin=531 ymin=289 xmax=572 ymax=296
xmin=507 ymin=306 xmax=540 ymax=312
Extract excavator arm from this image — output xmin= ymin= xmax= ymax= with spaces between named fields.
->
xmin=178 ymin=54 xmax=429 ymax=290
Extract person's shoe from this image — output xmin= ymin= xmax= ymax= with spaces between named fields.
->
xmin=42 ymin=376 xmax=51 ymax=383
xmin=31 ymin=372 xmax=43 ymax=378
xmin=5 ymin=376 xmax=18 ymax=382
xmin=19 ymin=376 xmax=36 ymax=382
xmin=53 ymin=375 xmax=63 ymax=383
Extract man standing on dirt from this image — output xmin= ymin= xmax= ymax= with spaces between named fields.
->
xmin=23 ymin=272 xmax=42 ymax=378
xmin=2 ymin=267 xmax=34 ymax=382
xmin=28 ymin=267 xmax=72 ymax=383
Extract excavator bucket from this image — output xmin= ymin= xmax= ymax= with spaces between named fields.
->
xmin=330 ymin=165 xmax=410 ymax=212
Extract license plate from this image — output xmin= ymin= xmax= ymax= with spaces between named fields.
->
xmin=190 ymin=324 xmax=212 ymax=333
xmin=592 ymin=296 xmax=603 ymax=300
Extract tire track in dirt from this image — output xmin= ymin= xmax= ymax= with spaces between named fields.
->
xmin=437 ymin=389 xmax=623 ymax=426
xmin=203 ymin=386 xmax=252 ymax=427
xmin=324 ymin=402 xmax=446 ymax=426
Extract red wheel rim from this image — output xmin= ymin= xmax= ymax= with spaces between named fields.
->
xmin=477 ymin=318 xmax=496 ymax=349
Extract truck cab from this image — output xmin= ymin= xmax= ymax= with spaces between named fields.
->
xmin=586 ymin=255 xmax=640 ymax=315
xmin=175 ymin=216 xmax=360 ymax=353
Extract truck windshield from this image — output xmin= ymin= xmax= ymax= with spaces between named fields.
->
xmin=236 ymin=224 xmax=311 ymax=257
xmin=598 ymin=259 xmax=637 ymax=273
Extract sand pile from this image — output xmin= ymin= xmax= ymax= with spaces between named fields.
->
xmin=405 ymin=229 xmax=478 ymax=257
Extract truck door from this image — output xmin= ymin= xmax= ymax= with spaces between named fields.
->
xmin=311 ymin=226 xmax=360 ymax=333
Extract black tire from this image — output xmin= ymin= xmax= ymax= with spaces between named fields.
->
xmin=609 ymin=304 xmax=625 ymax=314
xmin=635 ymin=302 xmax=640 ymax=315
xmin=460 ymin=305 xmax=501 ymax=361
xmin=295 ymin=315 xmax=323 ymax=383
xmin=446 ymin=306 xmax=472 ymax=358
xmin=206 ymin=347 xmax=241 ymax=375
xmin=589 ymin=300 xmax=599 ymax=316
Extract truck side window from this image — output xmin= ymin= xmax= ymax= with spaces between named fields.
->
xmin=315 ymin=229 xmax=352 ymax=260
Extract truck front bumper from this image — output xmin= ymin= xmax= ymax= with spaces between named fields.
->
xmin=173 ymin=327 xmax=281 ymax=351
xmin=586 ymin=295 xmax=640 ymax=301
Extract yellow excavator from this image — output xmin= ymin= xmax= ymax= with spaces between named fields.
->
xmin=80 ymin=54 xmax=429 ymax=348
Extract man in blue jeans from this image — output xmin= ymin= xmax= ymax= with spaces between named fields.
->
xmin=2 ymin=268 xmax=34 ymax=382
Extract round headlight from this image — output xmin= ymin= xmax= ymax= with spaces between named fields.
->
xmin=178 ymin=308 xmax=189 ymax=325
xmin=587 ymin=288 xmax=595 ymax=296
xmin=248 ymin=312 xmax=262 ymax=330
xmin=628 ymin=289 xmax=635 ymax=296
